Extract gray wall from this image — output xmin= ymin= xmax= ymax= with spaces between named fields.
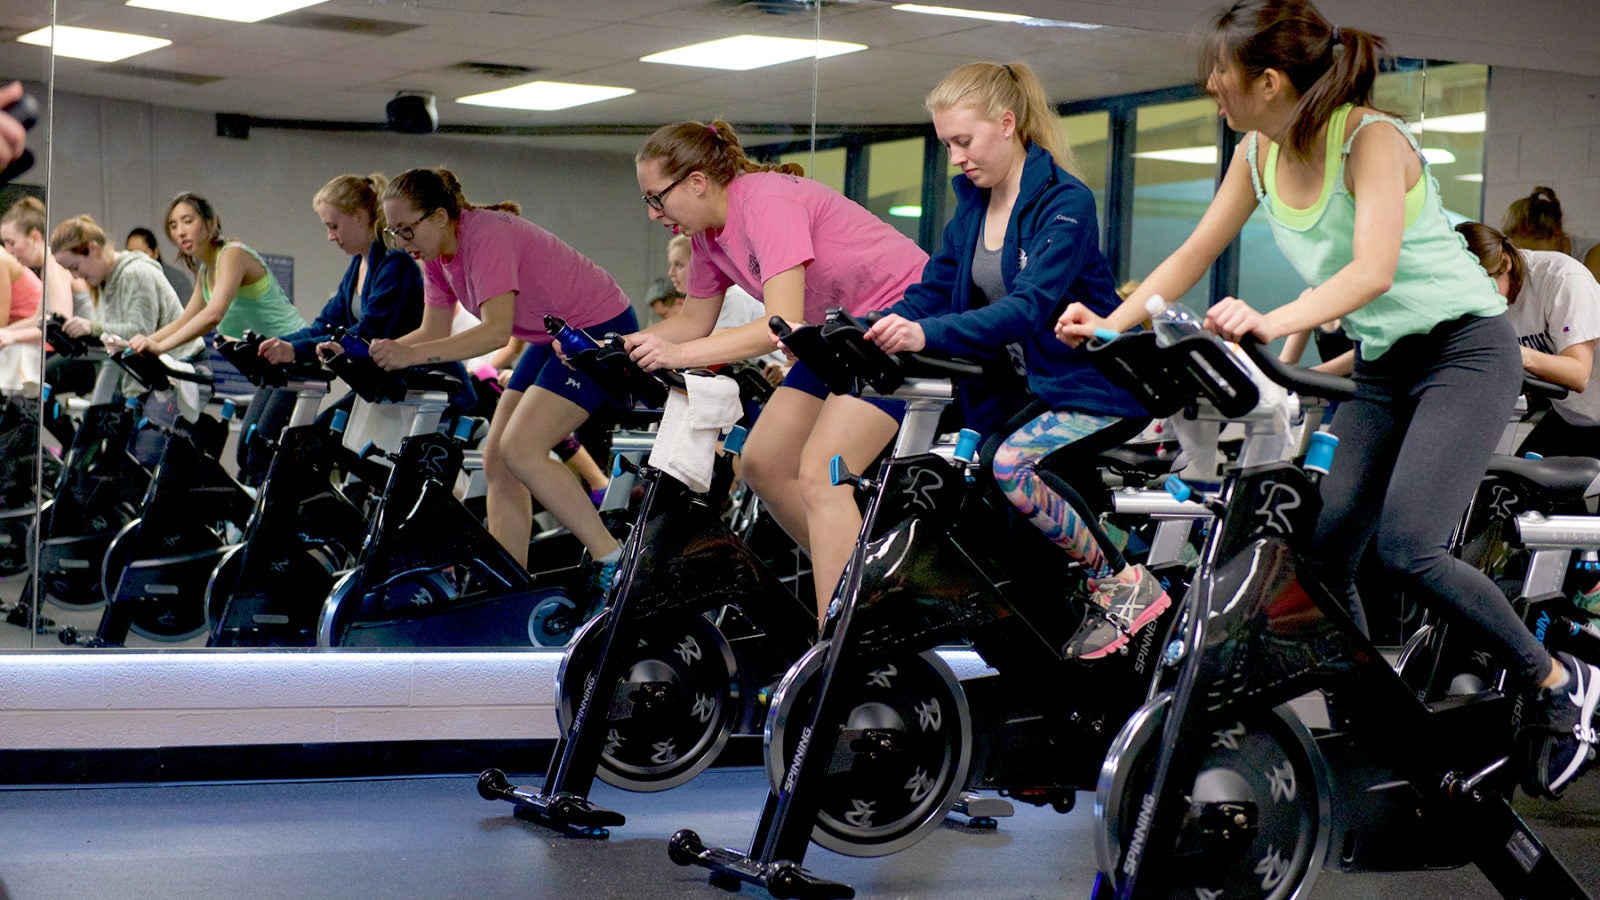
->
xmin=1483 ymin=66 xmax=1600 ymax=250
xmin=47 ymin=91 xmax=663 ymax=320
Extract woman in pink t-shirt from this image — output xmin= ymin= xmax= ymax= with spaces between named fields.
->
xmin=371 ymin=167 xmax=637 ymax=573
xmin=629 ymin=121 xmax=929 ymax=627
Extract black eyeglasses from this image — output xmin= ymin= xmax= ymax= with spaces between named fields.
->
xmin=383 ymin=210 xmax=434 ymax=241
xmin=642 ymin=174 xmax=689 ymax=213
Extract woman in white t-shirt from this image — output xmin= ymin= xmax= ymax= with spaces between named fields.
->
xmin=1459 ymin=221 xmax=1600 ymax=458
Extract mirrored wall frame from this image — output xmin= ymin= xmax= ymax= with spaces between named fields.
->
xmin=0 ymin=0 xmax=56 ymax=654
xmin=0 ymin=0 xmax=1533 ymax=762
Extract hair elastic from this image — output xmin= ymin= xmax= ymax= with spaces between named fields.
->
xmin=1002 ymin=63 xmax=1017 ymax=81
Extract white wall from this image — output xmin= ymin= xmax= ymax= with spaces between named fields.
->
xmin=45 ymin=91 xmax=666 ymax=320
xmin=1483 ymin=66 xmax=1600 ymax=249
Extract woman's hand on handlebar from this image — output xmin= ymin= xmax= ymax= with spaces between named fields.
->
xmin=61 ymin=315 xmax=92 ymax=339
xmin=622 ymin=331 xmax=683 ymax=371
xmin=369 ymin=338 xmax=414 ymax=371
xmin=865 ymin=313 xmax=925 ymax=354
xmin=258 ymin=337 xmax=296 ymax=365
xmin=128 ymin=333 xmax=162 ymax=356
xmin=314 ymin=340 xmax=344 ymax=362
xmin=1203 ymin=297 xmax=1272 ymax=343
xmin=1054 ymin=302 xmax=1105 ymax=348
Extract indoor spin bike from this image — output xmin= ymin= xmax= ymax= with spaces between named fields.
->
xmin=1084 ymin=327 xmax=1597 ymax=899
xmin=477 ymin=320 xmax=819 ymax=835
xmin=668 ymin=310 xmax=1189 ymax=899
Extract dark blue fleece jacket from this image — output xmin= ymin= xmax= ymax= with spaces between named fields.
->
xmin=891 ymin=142 xmax=1144 ymax=432
xmin=280 ymin=240 xmax=423 ymax=358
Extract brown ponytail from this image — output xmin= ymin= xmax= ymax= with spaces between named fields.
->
xmin=383 ymin=167 xmax=521 ymax=221
xmin=636 ymin=120 xmax=804 ymax=188
xmin=1201 ymin=0 xmax=1389 ymax=162
xmin=1456 ymin=221 xmax=1526 ymax=303
xmin=1501 ymin=186 xmax=1569 ymax=253
xmin=49 ymin=214 xmax=109 ymax=256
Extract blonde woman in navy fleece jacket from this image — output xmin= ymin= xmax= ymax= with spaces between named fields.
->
xmin=865 ymin=62 xmax=1165 ymax=660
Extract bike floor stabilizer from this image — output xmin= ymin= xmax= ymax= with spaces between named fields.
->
xmin=668 ymin=827 xmax=855 ymax=900
xmin=476 ymin=768 xmax=625 ymax=838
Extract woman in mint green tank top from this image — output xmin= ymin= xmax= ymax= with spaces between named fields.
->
xmin=128 ymin=192 xmax=306 ymax=356
xmin=1057 ymin=0 xmax=1596 ymax=799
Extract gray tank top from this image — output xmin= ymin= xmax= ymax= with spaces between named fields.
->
xmin=971 ymin=230 xmax=1006 ymax=307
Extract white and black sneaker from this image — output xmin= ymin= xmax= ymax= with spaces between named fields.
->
xmin=1521 ymin=651 xmax=1600 ymax=799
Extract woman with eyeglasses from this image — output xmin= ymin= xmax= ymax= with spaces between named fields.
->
xmin=369 ymin=167 xmax=636 ymax=575
xmin=128 ymin=192 xmax=307 ymax=357
xmin=628 ymin=120 xmax=929 ymax=627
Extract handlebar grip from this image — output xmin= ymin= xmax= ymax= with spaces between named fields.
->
xmin=1522 ymin=375 xmax=1569 ymax=401
xmin=1235 ymin=335 xmax=1356 ymax=403
xmin=768 ymin=316 xmax=792 ymax=340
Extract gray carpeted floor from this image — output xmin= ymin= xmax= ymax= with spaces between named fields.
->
xmin=2 ymin=766 xmax=1595 ymax=899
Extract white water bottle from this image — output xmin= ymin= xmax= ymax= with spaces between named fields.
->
xmin=1147 ymin=294 xmax=1205 ymax=347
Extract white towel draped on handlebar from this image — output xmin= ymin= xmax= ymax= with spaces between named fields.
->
xmin=649 ymin=372 xmax=743 ymax=494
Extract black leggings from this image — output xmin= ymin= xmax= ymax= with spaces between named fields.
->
xmin=1314 ymin=314 xmax=1551 ymax=687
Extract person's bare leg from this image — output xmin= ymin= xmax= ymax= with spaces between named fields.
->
xmin=739 ymin=386 xmax=824 ymax=553
xmin=482 ymin=389 xmax=534 ymax=567
xmin=797 ymin=395 xmax=900 ymax=624
xmin=500 ymin=388 xmax=619 ymax=559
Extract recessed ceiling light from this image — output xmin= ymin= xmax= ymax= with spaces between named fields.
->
xmin=1133 ymin=146 xmax=1218 ymax=165
xmin=126 ymin=0 xmax=327 ymax=24
xmin=892 ymin=3 xmax=1101 ymax=29
xmin=1456 ymin=173 xmax=1484 ymax=183
xmin=1409 ymin=112 xmax=1485 ymax=134
xmin=641 ymin=35 xmax=867 ymax=72
xmin=891 ymin=4 xmax=1031 ymax=23
xmin=17 ymin=25 xmax=170 ymax=63
xmin=456 ymin=81 xmax=636 ymax=112
xmin=888 ymin=205 xmax=923 ymax=218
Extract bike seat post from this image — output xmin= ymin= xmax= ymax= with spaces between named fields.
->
xmin=285 ymin=378 xmax=331 ymax=430
xmin=873 ymin=378 xmax=955 ymax=457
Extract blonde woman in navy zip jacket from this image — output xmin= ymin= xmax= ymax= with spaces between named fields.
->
xmin=864 ymin=61 xmax=1167 ymax=659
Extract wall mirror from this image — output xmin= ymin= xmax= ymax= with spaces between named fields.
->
xmin=4 ymin=0 xmax=1492 ymax=660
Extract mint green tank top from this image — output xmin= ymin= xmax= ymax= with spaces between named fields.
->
xmin=199 ymin=241 xmax=308 ymax=338
xmin=1243 ymin=104 xmax=1504 ymax=360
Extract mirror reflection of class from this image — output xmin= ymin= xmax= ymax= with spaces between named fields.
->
xmin=0 ymin=0 xmax=1525 ymax=661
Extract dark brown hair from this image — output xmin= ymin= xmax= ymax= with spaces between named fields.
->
xmin=165 ymin=192 xmax=226 ymax=274
xmin=1501 ymin=186 xmax=1568 ymax=251
xmin=1201 ymin=0 xmax=1388 ymax=162
xmin=1456 ymin=221 xmax=1525 ymax=303
xmin=635 ymin=120 xmax=804 ymax=188
xmin=382 ymin=167 xmax=520 ymax=221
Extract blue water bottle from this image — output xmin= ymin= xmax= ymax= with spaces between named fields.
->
xmin=545 ymin=315 xmax=600 ymax=357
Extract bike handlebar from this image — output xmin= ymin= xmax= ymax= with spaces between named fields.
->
xmin=1233 ymin=335 xmax=1357 ymax=404
xmin=770 ymin=311 xmax=982 ymax=397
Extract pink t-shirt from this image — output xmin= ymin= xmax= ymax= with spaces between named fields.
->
xmin=423 ymin=208 xmax=631 ymax=345
xmin=686 ymin=172 xmax=928 ymax=323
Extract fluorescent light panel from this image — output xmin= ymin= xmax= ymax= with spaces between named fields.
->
xmin=1133 ymin=146 xmax=1218 ymax=165
xmin=641 ymin=35 xmax=866 ymax=72
xmin=17 ymin=25 xmax=170 ymax=63
xmin=1420 ymin=147 xmax=1456 ymax=166
xmin=457 ymin=81 xmax=635 ymax=112
xmin=1409 ymin=112 xmax=1485 ymax=134
xmin=892 ymin=3 xmax=1101 ymax=29
xmin=126 ymin=0 xmax=326 ymax=24
xmin=892 ymin=4 xmax=1031 ymax=23
xmin=888 ymin=205 xmax=923 ymax=218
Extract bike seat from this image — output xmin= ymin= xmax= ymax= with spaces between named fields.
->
xmin=1486 ymin=454 xmax=1600 ymax=501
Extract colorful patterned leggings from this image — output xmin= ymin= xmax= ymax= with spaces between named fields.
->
xmin=992 ymin=408 xmax=1140 ymax=581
